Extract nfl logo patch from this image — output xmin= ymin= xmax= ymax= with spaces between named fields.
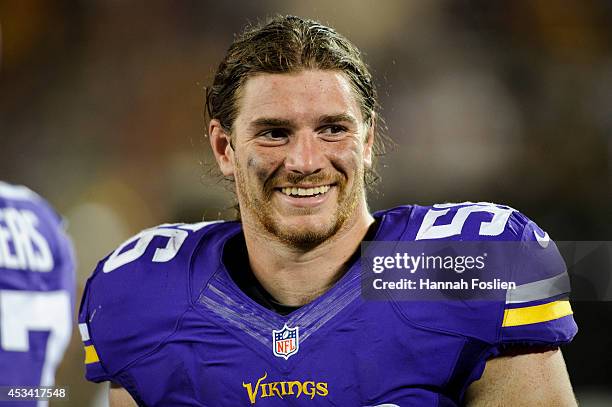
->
xmin=272 ymin=324 xmax=299 ymax=360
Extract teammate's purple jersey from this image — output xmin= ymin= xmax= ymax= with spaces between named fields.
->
xmin=80 ymin=202 xmax=577 ymax=406
xmin=0 ymin=182 xmax=75 ymax=405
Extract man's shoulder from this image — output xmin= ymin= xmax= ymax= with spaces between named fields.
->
xmin=379 ymin=202 xmax=576 ymax=345
xmin=78 ymin=219 xmax=239 ymax=381
xmin=80 ymin=218 xmax=239 ymax=309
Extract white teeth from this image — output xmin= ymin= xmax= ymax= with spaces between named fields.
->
xmin=280 ymin=185 xmax=331 ymax=197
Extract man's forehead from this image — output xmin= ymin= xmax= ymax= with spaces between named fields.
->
xmin=236 ymin=69 xmax=363 ymax=124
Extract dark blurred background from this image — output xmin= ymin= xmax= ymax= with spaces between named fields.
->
xmin=1 ymin=1 xmax=611 ymax=405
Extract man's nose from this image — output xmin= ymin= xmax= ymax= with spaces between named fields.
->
xmin=284 ymin=134 xmax=325 ymax=174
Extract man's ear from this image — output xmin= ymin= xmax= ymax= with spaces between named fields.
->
xmin=209 ymin=119 xmax=235 ymax=177
xmin=363 ymin=113 xmax=375 ymax=168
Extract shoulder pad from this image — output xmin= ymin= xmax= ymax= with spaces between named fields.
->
xmin=393 ymin=203 xmax=577 ymax=345
xmin=78 ymin=221 xmax=224 ymax=382
xmin=501 ymin=215 xmax=577 ymax=346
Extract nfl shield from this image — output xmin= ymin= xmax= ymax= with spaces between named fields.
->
xmin=272 ymin=324 xmax=299 ymax=360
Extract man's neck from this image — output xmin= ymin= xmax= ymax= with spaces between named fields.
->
xmin=242 ymin=203 xmax=375 ymax=307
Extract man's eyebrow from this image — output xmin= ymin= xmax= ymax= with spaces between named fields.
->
xmin=318 ymin=113 xmax=358 ymax=126
xmin=247 ymin=114 xmax=358 ymax=130
xmin=249 ymin=118 xmax=295 ymax=129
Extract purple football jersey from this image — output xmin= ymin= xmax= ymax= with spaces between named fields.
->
xmin=80 ymin=203 xmax=577 ymax=406
xmin=0 ymin=182 xmax=75 ymax=406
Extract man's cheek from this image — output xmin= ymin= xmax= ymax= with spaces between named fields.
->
xmin=329 ymin=153 xmax=355 ymax=184
xmin=246 ymin=155 xmax=278 ymax=194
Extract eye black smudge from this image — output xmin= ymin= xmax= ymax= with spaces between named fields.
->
xmin=247 ymin=155 xmax=277 ymax=198
xmin=245 ymin=156 xmax=267 ymax=181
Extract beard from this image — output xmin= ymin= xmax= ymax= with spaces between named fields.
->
xmin=234 ymin=159 xmax=365 ymax=250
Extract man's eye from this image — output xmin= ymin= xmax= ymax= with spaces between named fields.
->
xmin=260 ymin=129 xmax=289 ymax=140
xmin=320 ymin=125 xmax=347 ymax=136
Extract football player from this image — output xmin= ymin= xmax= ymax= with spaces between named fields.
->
xmin=80 ymin=16 xmax=577 ymax=406
xmin=0 ymin=181 xmax=75 ymax=406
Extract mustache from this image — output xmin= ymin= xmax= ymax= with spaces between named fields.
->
xmin=272 ymin=172 xmax=344 ymax=188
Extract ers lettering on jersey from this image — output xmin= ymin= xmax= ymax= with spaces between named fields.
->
xmin=0 ymin=208 xmax=53 ymax=272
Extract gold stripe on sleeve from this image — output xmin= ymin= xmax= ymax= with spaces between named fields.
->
xmin=502 ymin=300 xmax=573 ymax=327
xmin=84 ymin=345 xmax=100 ymax=364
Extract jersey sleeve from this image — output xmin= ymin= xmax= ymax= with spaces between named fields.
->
xmin=498 ymin=212 xmax=577 ymax=347
xmin=78 ymin=272 xmax=111 ymax=382
xmin=77 ymin=222 xmax=217 ymax=384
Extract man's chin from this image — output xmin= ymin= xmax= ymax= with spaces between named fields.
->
xmin=266 ymin=221 xmax=340 ymax=250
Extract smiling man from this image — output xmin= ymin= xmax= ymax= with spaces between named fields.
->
xmin=227 ymin=70 xmax=369 ymax=247
xmin=79 ymin=16 xmax=578 ymax=406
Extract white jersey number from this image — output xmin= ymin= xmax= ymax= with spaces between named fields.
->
xmin=415 ymin=202 xmax=514 ymax=240
xmin=0 ymin=290 xmax=72 ymax=390
xmin=102 ymin=222 xmax=218 ymax=273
